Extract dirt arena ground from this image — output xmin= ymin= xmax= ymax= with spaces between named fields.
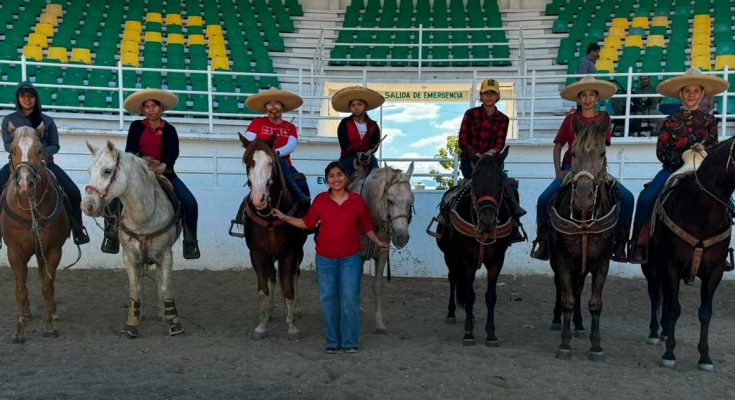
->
xmin=0 ymin=267 xmax=733 ymax=399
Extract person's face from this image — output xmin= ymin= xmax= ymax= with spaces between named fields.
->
xmin=142 ymin=100 xmax=163 ymax=120
xmin=326 ymin=167 xmax=347 ymax=191
xmin=265 ymin=101 xmax=284 ymax=119
xmin=577 ymin=89 xmax=599 ymax=110
xmin=680 ymin=85 xmax=704 ymax=109
xmin=17 ymin=92 xmax=36 ymax=113
xmin=480 ymin=90 xmax=499 ymax=107
xmin=349 ymin=99 xmax=367 ymax=115
xmin=589 ymin=49 xmax=600 ymax=61
xmin=640 ymin=76 xmax=650 ymax=87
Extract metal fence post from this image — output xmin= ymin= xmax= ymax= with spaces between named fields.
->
xmin=623 ymin=67 xmax=633 ymax=137
xmin=530 ymin=69 xmax=536 ymax=139
xmin=298 ymin=68 xmax=303 ymax=134
xmin=722 ymin=66 xmax=729 ymax=138
xmin=451 ymin=153 xmax=459 ymax=186
xmin=118 ymin=62 xmax=124 ymax=130
xmin=21 ymin=55 xmax=27 ymax=81
xmin=207 ymin=67 xmax=213 ymax=133
xmin=418 ymin=24 xmax=423 ymax=80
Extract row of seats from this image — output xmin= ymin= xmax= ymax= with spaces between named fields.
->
xmin=331 ymin=0 xmax=510 ymax=67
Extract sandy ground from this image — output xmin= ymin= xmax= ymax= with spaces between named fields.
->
xmin=0 ymin=266 xmax=734 ymax=400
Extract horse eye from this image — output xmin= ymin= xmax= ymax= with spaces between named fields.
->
xmin=103 ymin=168 xmax=112 ymax=175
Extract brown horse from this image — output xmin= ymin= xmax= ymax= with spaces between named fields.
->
xmin=1 ymin=123 xmax=71 ymax=343
xmin=238 ymin=133 xmax=307 ymax=340
xmin=549 ymin=123 xmax=618 ymax=361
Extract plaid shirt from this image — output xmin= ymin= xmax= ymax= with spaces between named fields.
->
xmin=458 ymin=106 xmax=509 ymax=161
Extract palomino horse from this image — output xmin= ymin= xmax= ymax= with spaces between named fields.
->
xmin=238 ymin=133 xmax=307 ymax=340
xmin=549 ymin=123 xmax=618 ymax=361
xmin=1 ymin=123 xmax=70 ymax=343
xmin=643 ymin=137 xmax=735 ymax=371
xmin=82 ymin=141 xmax=184 ymax=338
xmin=349 ymin=162 xmax=414 ymax=333
xmin=433 ymin=148 xmax=515 ymax=346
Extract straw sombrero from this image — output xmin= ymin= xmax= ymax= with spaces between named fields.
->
xmin=657 ymin=68 xmax=729 ymax=98
xmin=245 ymin=89 xmax=303 ymax=113
xmin=123 ymin=89 xmax=178 ymax=114
xmin=331 ymin=86 xmax=385 ymax=113
xmin=560 ymin=76 xmax=617 ymax=102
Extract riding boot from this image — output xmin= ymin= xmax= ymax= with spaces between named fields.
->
xmin=628 ymin=223 xmax=650 ymax=264
xmin=72 ymin=226 xmax=90 ymax=245
xmin=183 ymin=225 xmax=200 ymax=259
xmin=100 ymin=216 xmax=120 ymax=254
xmin=530 ymin=221 xmax=550 ymax=260
xmin=503 ymin=180 xmax=527 ymax=218
xmin=509 ymin=222 xmax=525 ymax=244
xmin=725 ymin=249 xmax=734 ymax=272
xmin=611 ymin=223 xmax=629 ymax=262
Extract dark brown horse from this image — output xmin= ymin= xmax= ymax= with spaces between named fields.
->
xmin=643 ymin=137 xmax=735 ymax=371
xmin=238 ymin=133 xmax=307 ymax=340
xmin=549 ymin=123 xmax=618 ymax=361
xmin=1 ymin=123 xmax=71 ymax=343
xmin=434 ymin=148 xmax=514 ymax=346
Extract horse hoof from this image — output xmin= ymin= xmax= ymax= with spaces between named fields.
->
xmin=646 ymin=337 xmax=661 ymax=345
xmin=11 ymin=335 xmax=25 ymax=344
xmin=698 ymin=363 xmax=715 ymax=372
xmin=251 ymin=330 xmax=267 ymax=340
xmin=374 ymin=328 xmax=387 ymax=335
xmin=485 ymin=340 xmax=499 ymax=348
xmin=660 ymin=359 xmax=677 ymax=369
xmin=287 ymin=331 xmax=302 ymax=341
xmin=589 ymin=352 xmax=604 ymax=362
xmin=556 ymin=349 xmax=571 ymax=360
xmin=573 ymin=329 xmax=587 ymax=339
xmin=42 ymin=329 xmax=59 ymax=338
xmin=121 ymin=325 xmax=139 ymax=339
xmin=445 ymin=317 xmax=457 ymax=325
xmin=168 ymin=323 xmax=184 ymax=337
xmin=549 ymin=322 xmax=562 ymax=331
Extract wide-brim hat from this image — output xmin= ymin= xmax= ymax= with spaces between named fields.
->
xmin=331 ymin=86 xmax=385 ymax=113
xmin=657 ymin=68 xmax=729 ymax=98
xmin=560 ymin=76 xmax=617 ymax=102
xmin=123 ymin=89 xmax=178 ymax=114
xmin=245 ymin=89 xmax=303 ymax=113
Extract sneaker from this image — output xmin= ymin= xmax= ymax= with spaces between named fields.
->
xmin=343 ymin=347 xmax=360 ymax=353
xmin=325 ymin=347 xmax=340 ymax=354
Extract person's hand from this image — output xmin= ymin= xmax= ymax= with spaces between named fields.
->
xmin=270 ymin=209 xmax=285 ymax=219
xmin=374 ymin=238 xmax=389 ymax=250
xmin=692 ymin=143 xmax=705 ymax=153
xmin=155 ymin=163 xmax=166 ymax=175
xmin=484 ymin=149 xmax=498 ymax=156
xmin=143 ymin=156 xmax=153 ymax=162
xmin=555 ymin=168 xmax=567 ymax=180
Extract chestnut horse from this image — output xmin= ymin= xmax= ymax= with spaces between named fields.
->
xmin=238 ymin=133 xmax=307 ymax=340
xmin=1 ymin=123 xmax=71 ymax=343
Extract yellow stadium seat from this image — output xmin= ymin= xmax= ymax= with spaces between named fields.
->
xmin=651 ymin=16 xmax=668 ymax=28
xmin=145 ymin=32 xmax=163 ymax=43
xmin=187 ymin=16 xmax=203 ymax=27
xmin=39 ymin=12 xmax=58 ymax=27
xmin=123 ymin=30 xmax=141 ymax=44
xmin=125 ymin=21 xmax=142 ymax=33
xmin=28 ymin=32 xmax=48 ymax=49
xmin=121 ymin=40 xmax=139 ymax=54
xmin=692 ymin=44 xmax=710 ymax=58
xmin=715 ymin=55 xmax=735 ymax=70
xmin=603 ymin=35 xmax=622 ymax=50
xmin=208 ymin=35 xmax=225 ymax=46
xmin=693 ymin=15 xmax=711 ymax=26
xmin=121 ymin=52 xmax=139 ymax=67
xmin=46 ymin=47 xmax=67 ymax=63
xmin=146 ymin=12 xmax=162 ymax=24
xmin=609 ymin=27 xmax=625 ymax=38
xmin=600 ymin=47 xmax=618 ymax=61
xmin=188 ymin=35 xmax=205 ymax=46
xmin=23 ymin=45 xmax=43 ymax=61
xmin=632 ymin=16 xmax=649 ymax=29
xmin=167 ymin=33 xmax=185 ymax=45
xmin=71 ymin=48 xmax=92 ymax=64
xmin=206 ymin=25 xmax=223 ymax=38
xmin=647 ymin=35 xmax=665 ymax=48
xmin=611 ymin=18 xmax=627 ymax=29
xmin=595 ymin=58 xmax=614 ymax=72
xmin=211 ymin=56 xmax=230 ymax=71
xmin=45 ymin=4 xmax=63 ymax=17
xmin=35 ymin=23 xmax=54 ymax=37
xmin=208 ymin=44 xmax=227 ymax=58
xmin=692 ymin=55 xmax=711 ymax=70
xmin=166 ymin=14 xmax=182 ymax=26
xmin=625 ymin=35 xmax=643 ymax=48
xmin=692 ymin=33 xmax=710 ymax=46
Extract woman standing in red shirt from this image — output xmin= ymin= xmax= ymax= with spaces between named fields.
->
xmin=331 ymin=86 xmax=384 ymax=178
xmin=273 ymin=161 xmax=388 ymax=353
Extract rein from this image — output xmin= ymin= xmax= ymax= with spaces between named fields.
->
xmin=84 ymin=151 xmax=121 ymax=204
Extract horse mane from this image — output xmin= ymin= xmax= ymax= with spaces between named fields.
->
xmin=571 ymin=122 xmax=606 ymax=157
xmin=242 ymin=139 xmax=292 ymax=204
xmin=117 ymin=149 xmax=157 ymax=183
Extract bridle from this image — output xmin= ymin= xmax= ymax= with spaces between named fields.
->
xmin=469 ymin=160 xmax=505 ymax=245
xmin=569 ymin=167 xmax=602 ymax=223
xmin=380 ymin=172 xmax=414 ymax=249
xmin=245 ymin=153 xmax=281 ymax=218
xmin=84 ymin=151 xmax=122 ymax=205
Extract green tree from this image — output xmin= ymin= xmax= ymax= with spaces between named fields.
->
xmin=429 ymin=135 xmax=461 ymax=190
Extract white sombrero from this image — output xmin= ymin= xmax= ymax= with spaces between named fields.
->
xmin=245 ymin=89 xmax=303 ymax=113
xmin=657 ymin=68 xmax=729 ymax=98
xmin=560 ymin=76 xmax=617 ymax=102
xmin=123 ymin=89 xmax=178 ymax=114
xmin=331 ymin=86 xmax=385 ymax=113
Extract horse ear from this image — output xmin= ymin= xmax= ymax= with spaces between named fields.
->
xmin=35 ymin=121 xmax=45 ymax=139
xmin=266 ymin=133 xmax=277 ymax=148
xmin=106 ymin=140 xmax=118 ymax=157
xmin=86 ymin=140 xmax=98 ymax=155
xmin=405 ymin=161 xmax=414 ymax=180
xmin=7 ymin=121 xmax=15 ymax=138
xmin=498 ymin=146 xmax=509 ymax=163
xmin=238 ymin=132 xmax=250 ymax=148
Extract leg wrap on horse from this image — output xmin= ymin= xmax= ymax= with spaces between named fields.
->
xmin=164 ymin=299 xmax=184 ymax=336
xmin=126 ymin=299 xmax=141 ymax=326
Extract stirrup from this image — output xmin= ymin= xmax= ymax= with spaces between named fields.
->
xmin=426 ymin=216 xmax=443 ymax=238
xmin=228 ymin=220 xmax=245 ymax=238
xmin=529 ymin=240 xmax=549 ymax=261
xmin=73 ymin=226 xmax=90 ymax=245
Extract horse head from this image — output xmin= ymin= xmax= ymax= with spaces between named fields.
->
xmin=569 ymin=123 xmax=607 ymax=215
xmin=82 ymin=140 xmax=127 ymax=217
xmin=239 ymin=132 xmax=287 ymax=212
xmin=382 ymin=162 xmax=414 ymax=248
xmin=470 ymin=147 xmax=509 ymax=234
xmin=7 ymin=122 xmax=47 ymax=195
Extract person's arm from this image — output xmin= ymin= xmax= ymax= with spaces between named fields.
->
xmin=271 ymin=209 xmax=308 ymax=229
xmin=1 ymin=117 xmax=13 ymax=152
xmin=553 ymin=142 xmax=565 ymax=179
xmin=491 ymin=115 xmax=508 ymax=153
xmin=655 ymin=117 xmax=676 ymax=167
xmin=703 ymin=114 xmax=719 ymax=148
xmin=369 ymin=120 xmax=381 ymax=149
xmin=125 ymin=121 xmax=141 ymax=154
xmin=160 ymin=124 xmax=180 ymax=171
xmin=337 ymin=118 xmax=352 ymax=154
xmin=42 ymin=116 xmax=60 ymax=156
xmin=458 ymin=110 xmax=478 ymax=160
xmin=364 ymin=230 xmax=389 ymax=249
xmin=244 ymin=118 xmax=260 ymax=141
xmin=274 ymin=135 xmax=297 ymax=156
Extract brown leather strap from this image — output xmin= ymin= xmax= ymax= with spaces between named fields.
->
xmin=448 ymin=209 xmax=513 ymax=240
xmin=242 ymin=199 xmax=299 ymax=258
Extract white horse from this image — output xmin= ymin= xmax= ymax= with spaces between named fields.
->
xmin=350 ymin=162 xmax=415 ymax=333
xmin=81 ymin=141 xmax=184 ymax=338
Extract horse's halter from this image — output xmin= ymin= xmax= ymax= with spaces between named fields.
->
xmin=9 ymin=152 xmax=46 ymax=189
xmin=247 ymin=154 xmax=281 ymax=217
xmin=381 ymin=171 xmax=413 ymax=248
xmin=84 ymin=151 xmax=122 ymax=204
xmin=469 ymin=160 xmax=504 ymax=245
xmin=569 ymin=167 xmax=603 ymax=223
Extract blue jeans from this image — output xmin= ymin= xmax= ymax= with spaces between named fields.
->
xmin=340 ymin=154 xmax=378 ymax=178
xmin=632 ymin=168 xmax=671 ymax=236
xmin=536 ymin=166 xmax=570 ymax=223
xmin=170 ymin=175 xmax=198 ymax=236
xmin=277 ymin=156 xmax=310 ymax=204
xmin=316 ymin=253 xmax=363 ymax=349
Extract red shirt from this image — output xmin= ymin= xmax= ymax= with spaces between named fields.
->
xmin=246 ymin=116 xmax=298 ymax=166
xmin=554 ymin=111 xmax=612 ymax=168
xmin=302 ymin=190 xmax=375 ymax=259
xmin=458 ymin=106 xmax=509 ymax=161
xmin=138 ymin=119 xmax=165 ymax=161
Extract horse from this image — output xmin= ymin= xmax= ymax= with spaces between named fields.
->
xmin=548 ymin=123 xmax=618 ymax=361
xmin=82 ymin=141 xmax=184 ymax=338
xmin=237 ymin=133 xmax=307 ymax=340
xmin=1 ymin=123 xmax=70 ymax=343
xmin=349 ymin=162 xmax=415 ymax=333
xmin=643 ymin=137 xmax=735 ymax=371
xmin=433 ymin=147 xmax=514 ymax=346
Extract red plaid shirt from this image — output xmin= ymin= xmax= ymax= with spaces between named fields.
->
xmin=458 ymin=106 xmax=509 ymax=161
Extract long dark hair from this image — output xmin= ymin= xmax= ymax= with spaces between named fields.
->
xmin=324 ymin=161 xmax=347 ymax=179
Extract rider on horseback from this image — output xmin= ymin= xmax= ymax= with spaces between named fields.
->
xmin=0 ymin=81 xmax=90 ymax=246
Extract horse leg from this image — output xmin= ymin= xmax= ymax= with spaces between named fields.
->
xmin=251 ymin=253 xmax=274 ymax=340
xmin=445 ymin=253 xmax=458 ymax=325
xmin=461 ymin=264 xmax=477 ymax=346
xmin=572 ymin=275 xmax=586 ymax=337
xmin=158 ymin=250 xmax=184 ymax=336
xmin=642 ymin=262 xmax=662 ymax=344
xmin=696 ymin=269 xmax=722 ymax=371
xmin=121 ymin=253 xmax=142 ymax=338
xmin=588 ymin=263 xmax=609 ymax=362
xmin=550 ymin=273 xmax=562 ymax=330
xmin=484 ymin=257 xmax=503 ymax=347
xmin=556 ymin=272 xmax=574 ymax=360
xmin=9 ymin=251 xmax=30 ymax=344
xmin=373 ymin=254 xmax=388 ymax=334
xmin=660 ymin=271 xmax=682 ymax=369
xmin=39 ymin=249 xmax=62 ymax=337
xmin=278 ymin=254 xmax=301 ymax=341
